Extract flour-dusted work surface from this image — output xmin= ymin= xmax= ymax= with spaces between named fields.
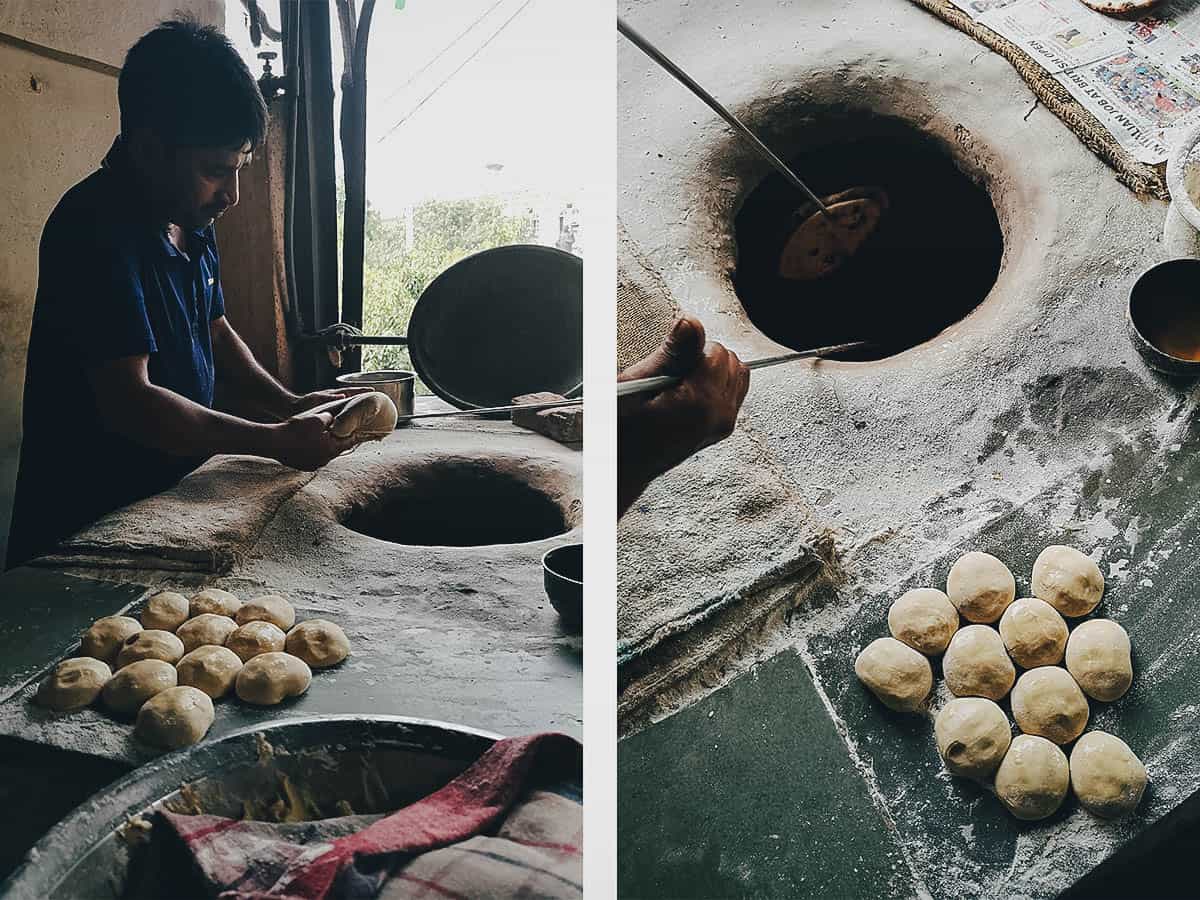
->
xmin=617 ymin=0 xmax=1200 ymax=895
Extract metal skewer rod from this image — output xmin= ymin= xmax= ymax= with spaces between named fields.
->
xmin=617 ymin=16 xmax=833 ymax=221
xmin=616 ymin=340 xmax=867 ymax=398
xmin=397 ymin=397 xmax=582 ymax=422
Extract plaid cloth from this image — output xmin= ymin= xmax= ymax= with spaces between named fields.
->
xmin=128 ymin=733 xmax=581 ymax=900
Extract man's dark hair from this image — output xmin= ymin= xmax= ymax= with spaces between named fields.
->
xmin=119 ymin=18 xmax=268 ymax=150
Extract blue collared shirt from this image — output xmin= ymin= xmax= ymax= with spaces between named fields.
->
xmin=8 ymin=138 xmax=226 ymax=567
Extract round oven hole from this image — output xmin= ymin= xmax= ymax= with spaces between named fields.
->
xmin=733 ymin=131 xmax=1003 ymax=360
xmin=343 ymin=463 xmax=569 ymax=547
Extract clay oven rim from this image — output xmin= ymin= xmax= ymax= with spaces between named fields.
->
xmin=692 ymin=84 xmax=1018 ymax=369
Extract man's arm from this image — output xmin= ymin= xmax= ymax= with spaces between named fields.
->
xmin=210 ymin=315 xmax=301 ymax=420
xmin=618 ymin=317 xmax=750 ymax=517
xmin=88 ymin=355 xmax=353 ymax=470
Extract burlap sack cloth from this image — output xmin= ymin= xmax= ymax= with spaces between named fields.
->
xmin=908 ymin=0 xmax=1168 ymax=199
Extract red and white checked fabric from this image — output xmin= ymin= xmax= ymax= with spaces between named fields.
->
xmin=144 ymin=732 xmax=581 ymax=900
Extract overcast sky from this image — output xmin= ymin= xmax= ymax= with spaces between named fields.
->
xmin=229 ymin=0 xmax=589 ymax=215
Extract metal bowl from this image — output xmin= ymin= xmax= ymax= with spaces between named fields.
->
xmin=335 ymin=370 xmax=416 ymax=424
xmin=543 ymin=543 xmax=582 ymax=632
xmin=1127 ymin=259 xmax=1200 ymax=376
xmin=2 ymin=715 xmax=498 ymax=900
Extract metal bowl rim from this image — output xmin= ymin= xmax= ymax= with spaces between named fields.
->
xmin=542 ymin=543 xmax=583 ymax=586
xmin=1127 ymin=258 xmax=1200 ymax=368
xmin=336 ymin=370 xmax=417 ymax=384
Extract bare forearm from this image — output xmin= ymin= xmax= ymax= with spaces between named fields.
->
xmin=104 ymin=382 xmax=280 ymax=459
xmin=213 ymin=321 xmax=298 ymax=419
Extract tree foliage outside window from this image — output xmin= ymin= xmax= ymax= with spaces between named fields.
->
xmin=337 ymin=182 xmax=537 ymax=392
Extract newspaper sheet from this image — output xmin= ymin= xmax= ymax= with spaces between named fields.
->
xmin=947 ymin=0 xmax=1200 ymax=163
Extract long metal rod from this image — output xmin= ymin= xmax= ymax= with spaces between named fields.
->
xmin=399 ymin=397 xmax=582 ymax=422
xmin=616 ymin=341 xmax=867 ymax=398
xmin=617 ymin=16 xmax=831 ymax=219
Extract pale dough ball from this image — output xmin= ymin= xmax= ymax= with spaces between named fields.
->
xmin=330 ymin=391 xmax=398 ymax=441
xmin=998 ymin=597 xmax=1069 ymax=669
xmin=235 ymin=652 xmax=312 ymax=705
xmin=134 ymin=686 xmax=215 ymax=750
xmin=176 ymin=645 xmax=244 ymax=699
xmin=141 ymin=591 xmax=190 ymax=631
xmin=934 ymin=697 xmax=1011 ymax=779
xmin=853 ymin=637 xmax=933 ymax=712
xmin=285 ymin=619 xmax=351 ymax=668
xmin=35 ymin=658 xmax=111 ymax=711
xmin=1069 ymin=731 xmax=1148 ymax=819
xmin=101 ymin=659 xmax=177 ymax=716
xmin=887 ymin=588 xmax=959 ymax=656
xmin=946 ymin=551 xmax=1015 ymax=623
xmin=994 ymin=734 xmax=1070 ymax=821
xmin=116 ymin=629 xmax=185 ymax=669
xmin=225 ymin=621 xmax=286 ymax=662
xmin=942 ymin=625 xmax=1016 ymax=701
xmin=235 ymin=594 xmax=296 ymax=631
xmin=1065 ymin=619 xmax=1133 ymax=702
xmin=80 ymin=616 xmax=142 ymax=666
xmin=1031 ymin=545 xmax=1104 ymax=617
xmin=1011 ymin=666 xmax=1089 ymax=745
xmin=189 ymin=588 xmax=242 ymax=619
xmin=176 ymin=614 xmax=238 ymax=653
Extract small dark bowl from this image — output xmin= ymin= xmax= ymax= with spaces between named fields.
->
xmin=542 ymin=543 xmax=582 ymax=632
xmin=1128 ymin=259 xmax=1200 ymax=376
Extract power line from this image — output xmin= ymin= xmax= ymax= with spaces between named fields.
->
xmin=375 ymin=0 xmax=535 ymax=144
xmin=378 ymin=0 xmax=508 ymax=107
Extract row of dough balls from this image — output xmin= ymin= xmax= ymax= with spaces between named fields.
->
xmin=855 ymin=546 xmax=1147 ymax=821
xmin=34 ymin=588 xmax=351 ymax=752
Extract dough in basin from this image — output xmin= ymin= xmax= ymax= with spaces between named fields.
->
xmin=35 ymin=658 xmax=111 ymax=711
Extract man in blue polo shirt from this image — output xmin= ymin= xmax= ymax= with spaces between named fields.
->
xmin=7 ymin=19 xmax=362 ymax=568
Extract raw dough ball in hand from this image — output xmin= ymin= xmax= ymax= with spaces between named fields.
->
xmin=134 ymin=686 xmax=215 ymax=750
xmin=1069 ymin=731 xmax=1148 ymax=819
xmin=235 ymin=594 xmax=296 ymax=631
xmin=35 ymin=658 xmax=111 ymax=711
xmin=947 ymin=552 xmax=1015 ymax=623
xmin=81 ymin=616 xmax=142 ymax=665
xmin=942 ymin=625 xmax=1016 ymax=701
xmin=934 ymin=697 xmax=1012 ymax=779
xmin=101 ymin=659 xmax=177 ymax=716
xmin=330 ymin=392 xmax=398 ymax=441
xmin=1065 ymin=619 xmax=1133 ymax=702
xmin=176 ymin=645 xmax=243 ymax=699
xmin=285 ymin=619 xmax=351 ymax=668
xmin=853 ymin=637 xmax=933 ymax=712
xmin=189 ymin=588 xmax=242 ymax=619
xmin=177 ymin=614 xmax=239 ymax=653
xmin=225 ymin=621 xmax=287 ymax=662
xmin=235 ymin=652 xmax=312 ymax=705
xmin=999 ymin=597 xmax=1069 ymax=668
xmin=1011 ymin=666 xmax=1089 ymax=745
xmin=887 ymin=588 xmax=959 ymax=655
xmin=1031 ymin=545 xmax=1104 ymax=617
xmin=116 ymin=630 xmax=185 ymax=669
xmin=141 ymin=591 xmax=189 ymax=631
xmin=994 ymin=734 xmax=1070 ymax=821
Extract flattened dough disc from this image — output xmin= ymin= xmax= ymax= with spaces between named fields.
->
xmin=778 ymin=186 xmax=889 ymax=281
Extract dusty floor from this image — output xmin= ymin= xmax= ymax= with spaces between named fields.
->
xmin=616 ymin=0 xmax=1200 ymax=896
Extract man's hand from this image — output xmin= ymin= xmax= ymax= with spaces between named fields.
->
xmin=618 ymin=316 xmax=750 ymax=516
xmin=288 ymin=387 xmax=374 ymax=416
xmin=267 ymin=411 xmax=356 ymax=471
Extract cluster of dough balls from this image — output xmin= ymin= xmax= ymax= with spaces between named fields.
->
xmin=33 ymin=587 xmax=351 ymax=752
xmin=856 ymin=545 xmax=1147 ymax=821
